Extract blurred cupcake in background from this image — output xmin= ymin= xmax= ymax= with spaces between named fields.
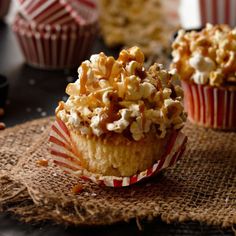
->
xmin=12 ymin=0 xmax=98 ymax=70
xmin=0 ymin=0 xmax=11 ymax=20
xmin=180 ymin=0 xmax=236 ymax=29
xmin=16 ymin=0 xmax=97 ymax=25
xmin=171 ymin=24 xmax=236 ymax=130
xmin=98 ymin=0 xmax=180 ymax=66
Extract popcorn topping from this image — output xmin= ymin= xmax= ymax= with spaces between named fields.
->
xmin=56 ymin=47 xmax=186 ymax=141
xmin=189 ymin=54 xmax=216 ymax=85
xmin=171 ymin=24 xmax=236 ymax=87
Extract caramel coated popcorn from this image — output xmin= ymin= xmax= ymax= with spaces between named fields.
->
xmin=171 ymin=24 xmax=236 ymax=87
xmin=98 ymin=0 xmax=179 ymax=62
xmin=56 ymin=47 xmax=186 ymax=141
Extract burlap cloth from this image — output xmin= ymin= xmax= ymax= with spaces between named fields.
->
xmin=0 ymin=117 xmax=235 ymax=228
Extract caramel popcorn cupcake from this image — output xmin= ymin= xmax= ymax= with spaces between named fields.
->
xmin=171 ymin=24 xmax=236 ymax=130
xmin=50 ymin=46 xmax=187 ymax=186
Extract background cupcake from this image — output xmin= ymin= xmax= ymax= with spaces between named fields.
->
xmin=180 ymin=0 xmax=236 ymax=29
xmin=171 ymin=24 xmax=236 ymax=130
xmin=98 ymin=0 xmax=180 ymax=65
xmin=13 ymin=0 xmax=98 ymax=69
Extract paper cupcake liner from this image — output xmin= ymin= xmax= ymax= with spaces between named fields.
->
xmin=199 ymin=0 xmax=236 ymax=26
xmin=49 ymin=118 xmax=187 ymax=188
xmin=13 ymin=14 xmax=82 ymax=33
xmin=162 ymin=0 xmax=180 ymax=25
xmin=17 ymin=0 xmax=97 ymax=25
xmin=0 ymin=0 xmax=11 ymax=19
xmin=12 ymin=15 xmax=97 ymax=69
xmin=182 ymin=81 xmax=236 ymax=130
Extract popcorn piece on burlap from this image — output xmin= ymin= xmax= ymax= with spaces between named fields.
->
xmin=0 ymin=118 xmax=73 ymax=224
xmin=0 ymin=118 xmax=234 ymax=227
xmin=0 ymin=118 xmax=51 ymax=175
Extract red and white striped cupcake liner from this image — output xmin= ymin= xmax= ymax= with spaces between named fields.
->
xmin=17 ymin=0 xmax=97 ymax=25
xmin=0 ymin=0 xmax=11 ymax=19
xmin=12 ymin=14 xmax=98 ymax=69
xmin=182 ymin=81 xmax=236 ymax=130
xmin=49 ymin=118 xmax=187 ymax=188
xmin=199 ymin=0 xmax=236 ymax=27
xmin=162 ymin=0 xmax=180 ymax=26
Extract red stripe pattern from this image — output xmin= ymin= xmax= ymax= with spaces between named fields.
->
xmin=182 ymin=81 xmax=236 ymax=130
xmin=49 ymin=119 xmax=188 ymax=188
xmin=12 ymin=14 xmax=98 ymax=69
xmin=199 ymin=0 xmax=236 ymax=27
xmin=17 ymin=0 xmax=97 ymax=25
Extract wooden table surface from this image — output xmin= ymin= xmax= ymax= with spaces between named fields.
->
xmin=0 ymin=20 xmax=234 ymax=236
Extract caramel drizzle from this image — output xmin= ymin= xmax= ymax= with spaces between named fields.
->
xmin=62 ymin=47 xmax=182 ymax=139
xmin=79 ymin=63 xmax=88 ymax=95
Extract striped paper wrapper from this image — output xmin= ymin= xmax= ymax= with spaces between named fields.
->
xmin=162 ymin=0 xmax=180 ymax=27
xmin=181 ymin=81 xmax=236 ymax=130
xmin=12 ymin=15 xmax=98 ymax=70
xmin=0 ymin=0 xmax=11 ymax=19
xmin=17 ymin=0 xmax=97 ymax=25
xmin=49 ymin=118 xmax=187 ymax=188
xmin=199 ymin=0 xmax=236 ymax=27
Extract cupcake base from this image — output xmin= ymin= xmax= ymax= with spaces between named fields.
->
xmin=69 ymin=128 xmax=172 ymax=177
xmin=181 ymin=80 xmax=236 ymax=130
xmin=49 ymin=118 xmax=187 ymax=187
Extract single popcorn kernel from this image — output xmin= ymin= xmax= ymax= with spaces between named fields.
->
xmin=71 ymin=184 xmax=83 ymax=194
xmin=37 ymin=159 xmax=49 ymax=167
xmin=118 ymin=46 xmax=144 ymax=64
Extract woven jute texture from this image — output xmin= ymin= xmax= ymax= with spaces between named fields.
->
xmin=0 ymin=118 xmax=56 ymax=223
xmin=0 ymin=117 xmax=235 ymax=228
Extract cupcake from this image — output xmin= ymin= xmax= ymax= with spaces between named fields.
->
xmin=180 ymin=0 xmax=236 ymax=29
xmin=16 ymin=0 xmax=97 ymax=25
xmin=171 ymin=24 xmax=236 ymax=130
xmin=50 ymin=46 xmax=187 ymax=186
xmin=13 ymin=1 xmax=98 ymax=70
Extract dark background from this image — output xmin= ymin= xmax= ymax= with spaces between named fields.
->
xmin=0 ymin=21 xmax=234 ymax=236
